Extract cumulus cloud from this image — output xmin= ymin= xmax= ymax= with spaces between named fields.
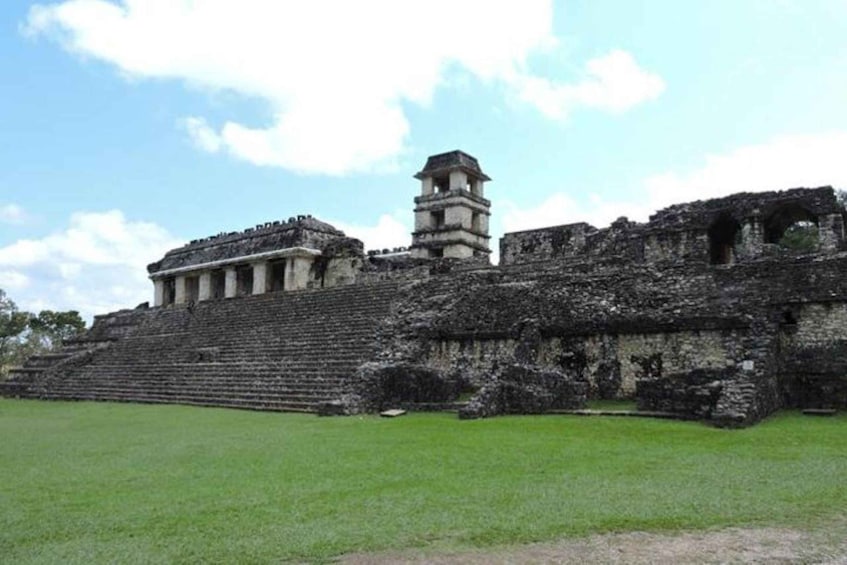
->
xmin=502 ymin=131 xmax=847 ymax=233
xmin=25 ymin=0 xmax=663 ymax=174
xmin=0 ymin=204 xmax=26 ymax=225
xmin=0 ymin=210 xmax=182 ymax=320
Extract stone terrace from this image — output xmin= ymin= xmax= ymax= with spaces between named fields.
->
xmin=3 ymin=281 xmax=399 ymax=412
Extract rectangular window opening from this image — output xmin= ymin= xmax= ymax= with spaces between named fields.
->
xmin=431 ymin=210 xmax=445 ymax=228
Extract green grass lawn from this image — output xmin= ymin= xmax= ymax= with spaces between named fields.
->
xmin=1 ymin=399 xmax=845 ymax=563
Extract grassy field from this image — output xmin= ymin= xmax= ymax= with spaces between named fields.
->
xmin=0 ymin=399 xmax=845 ymax=563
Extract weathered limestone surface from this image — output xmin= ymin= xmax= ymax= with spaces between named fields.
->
xmin=340 ymin=362 xmax=469 ymax=413
xmin=371 ymin=203 xmax=847 ymax=426
xmin=500 ymin=186 xmax=842 ymax=267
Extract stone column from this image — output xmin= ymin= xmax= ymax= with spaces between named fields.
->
xmin=153 ymin=279 xmax=165 ymax=307
xmin=224 ymin=267 xmax=237 ymax=298
xmin=449 ymin=170 xmax=467 ymax=191
xmin=421 ymin=177 xmax=434 ymax=196
xmin=198 ymin=272 xmax=212 ymax=301
xmin=284 ymin=256 xmax=312 ymax=291
xmin=252 ymin=262 xmax=268 ymax=295
xmin=174 ymin=275 xmax=187 ymax=305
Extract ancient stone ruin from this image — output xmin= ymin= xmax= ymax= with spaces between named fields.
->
xmin=3 ymin=150 xmax=846 ymax=427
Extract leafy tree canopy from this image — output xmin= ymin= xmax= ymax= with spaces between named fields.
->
xmin=0 ymin=290 xmax=29 ymax=341
xmin=1 ymin=288 xmax=87 ymax=375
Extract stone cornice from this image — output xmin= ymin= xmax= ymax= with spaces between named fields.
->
xmin=149 ymin=247 xmax=322 ymax=279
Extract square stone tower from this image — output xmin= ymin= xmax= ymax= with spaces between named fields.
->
xmin=410 ymin=150 xmax=492 ymax=259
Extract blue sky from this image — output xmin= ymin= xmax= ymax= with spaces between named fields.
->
xmin=1 ymin=0 xmax=846 ymax=320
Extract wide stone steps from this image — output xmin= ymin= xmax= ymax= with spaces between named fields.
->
xmin=4 ymin=280 xmax=400 ymax=413
xmin=34 ymin=391 xmax=319 ymax=413
xmin=45 ymin=376 xmax=347 ymax=391
xmin=37 ymin=385 xmax=338 ymax=404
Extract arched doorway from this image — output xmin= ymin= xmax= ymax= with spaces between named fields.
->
xmin=764 ymin=205 xmax=818 ymax=251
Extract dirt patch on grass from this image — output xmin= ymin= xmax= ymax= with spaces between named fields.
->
xmin=338 ymin=522 xmax=847 ymax=564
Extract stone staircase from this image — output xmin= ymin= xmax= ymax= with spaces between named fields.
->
xmin=2 ymin=281 xmax=400 ymax=413
xmin=0 ymin=340 xmax=113 ymax=397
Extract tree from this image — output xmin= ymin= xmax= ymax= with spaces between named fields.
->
xmin=1 ymin=289 xmax=88 ymax=376
xmin=778 ymin=220 xmax=819 ymax=251
xmin=0 ymin=290 xmax=31 ymax=375
xmin=27 ymin=309 xmax=86 ymax=349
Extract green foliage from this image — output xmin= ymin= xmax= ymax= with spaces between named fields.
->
xmin=778 ymin=221 xmax=819 ymax=251
xmin=0 ymin=401 xmax=845 ymax=563
xmin=27 ymin=309 xmax=86 ymax=349
xmin=0 ymin=290 xmax=30 ymax=375
xmin=0 ymin=288 xmax=87 ymax=375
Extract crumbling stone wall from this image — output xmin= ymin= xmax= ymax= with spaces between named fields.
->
xmin=374 ymin=207 xmax=847 ymax=426
xmin=779 ymin=302 xmax=847 ymax=409
xmin=500 ymin=186 xmax=843 ymax=268
xmin=343 ymin=362 xmax=469 ymax=412
xmin=458 ymin=319 xmax=588 ymax=419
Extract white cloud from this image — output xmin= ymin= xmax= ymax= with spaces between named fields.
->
xmin=331 ymin=214 xmax=411 ymax=252
xmin=0 ymin=204 xmax=26 ymax=225
xmin=642 ymin=131 xmax=847 ymax=210
xmin=502 ymin=131 xmax=847 ymax=234
xmin=182 ymin=116 xmax=222 ymax=153
xmin=0 ymin=210 xmax=182 ymax=320
xmin=0 ymin=270 xmax=30 ymax=291
xmin=513 ymin=50 xmax=666 ymax=120
xmin=25 ymin=0 xmax=663 ymax=175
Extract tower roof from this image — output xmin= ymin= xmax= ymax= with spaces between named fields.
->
xmin=414 ymin=150 xmax=491 ymax=181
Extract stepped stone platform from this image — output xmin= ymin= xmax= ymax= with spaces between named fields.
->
xmin=4 ymin=150 xmax=847 ymax=428
xmin=2 ymin=281 xmax=400 ymax=413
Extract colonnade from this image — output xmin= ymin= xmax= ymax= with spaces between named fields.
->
xmin=151 ymin=249 xmax=318 ymax=307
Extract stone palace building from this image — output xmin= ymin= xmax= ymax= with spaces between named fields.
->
xmin=3 ymin=150 xmax=846 ymax=427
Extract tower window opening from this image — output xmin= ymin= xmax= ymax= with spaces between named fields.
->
xmin=433 ymin=176 xmax=449 ymax=193
xmin=431 ymin=210 xmax=445 ymax=228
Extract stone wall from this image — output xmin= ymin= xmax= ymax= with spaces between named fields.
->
xmin=373 ymin=232 xmax=847 ymax=425
xmin=500 ymin=186 xmax=843 ymax=267
xmin=779 ymin=302 xmax=847 ymax=409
